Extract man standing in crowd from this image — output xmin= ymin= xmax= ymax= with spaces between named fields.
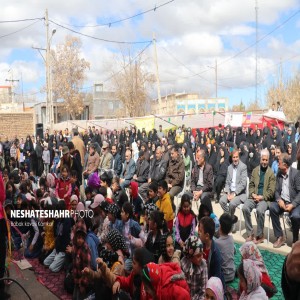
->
xmin=242 ymin=149 xmax=276 ymax=243
xmin=191 ymin=149 xmax=214 ymax=213
xmin=72 ymin=129 xmax=86 ymax=167
xmin=165 ymin=146 xmax=185 ymax=198
xmin=270 ymin=153 xmax=300 ymax=248
xmin=98 ymin=141 xmax=113 ymax=171
xmin=219 ymin=149 xmax=247 ymax=232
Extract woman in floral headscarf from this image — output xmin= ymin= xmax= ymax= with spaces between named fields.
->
xmin=181 ymin=235 xmax=208 ymax=300
xmin=238 ymin=259 xmax=267 ymax=300
xmin=240 ymin=241 xmax=277 ymax=298
xmin=205 ymin=277 xmax=224 ymax=300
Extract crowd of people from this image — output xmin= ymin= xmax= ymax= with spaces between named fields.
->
xmin=0 ymin=120 xmax=300 ymax=300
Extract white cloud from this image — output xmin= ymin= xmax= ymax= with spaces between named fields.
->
xmin=0 ymin=0 xmax=298 ymax=106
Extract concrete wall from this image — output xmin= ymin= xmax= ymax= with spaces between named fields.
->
xmin=0 ymin=112 xmax=35 ymax=139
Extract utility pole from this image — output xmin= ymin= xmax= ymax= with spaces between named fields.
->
xmin=153 ymin=33 xmax=162 ymax=115
xmin=255 ymin=0 xmax=259 ymax=104
xmin=5 ymin=75 xmax=19 ymax=103
xmin=45 ymin=9 xmax=50 ymax=128
xmin=215 ymin=59 xmax=218 ymax=98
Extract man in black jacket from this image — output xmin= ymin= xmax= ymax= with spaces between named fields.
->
xmin=138 ymin=146 xmax=167 ymax=200
xmin=270 ymin=153 xmax=300 ymax=248
xmin=111 ymin=144 xmax=122 ymax=176
xmin=133 ymin=150 xmax=149 ymax=186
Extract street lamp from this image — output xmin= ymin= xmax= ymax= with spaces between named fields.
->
xmin=207 ymin=59 xmax=218 ymax=98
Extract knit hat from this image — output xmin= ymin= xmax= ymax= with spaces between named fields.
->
xmin=105 ymin=229 xmax=128 ymax=254
xmin=144 ymin=203 xmax=158 ymax=216
xmin=183 ymin=235 xmax=203 ymax=258
xmin=107 ymin=203 xmax=120 ymax=218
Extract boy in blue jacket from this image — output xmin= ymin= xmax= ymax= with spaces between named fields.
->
xmin=198 ymin=216 xmax=225 ymax=288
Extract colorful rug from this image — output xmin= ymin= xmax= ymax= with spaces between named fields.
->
xmin=11 ymin=251 xmax=71 ymax=300
xmin=27 ymin=258 xmax=72 ymax=300
xmin=228 ymin=243 xmax=286 ymax=300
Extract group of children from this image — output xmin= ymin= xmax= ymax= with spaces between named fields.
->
xmin=2 ymin=164 xmax=277 ymax=300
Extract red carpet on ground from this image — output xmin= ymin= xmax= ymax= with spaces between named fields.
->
xmin=12 ymin=251 xmax=71 ymax=300
xmin=27 ymin=258 xmax=72 ymax=300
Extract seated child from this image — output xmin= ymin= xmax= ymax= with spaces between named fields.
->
xmin=129 ymin=181 xmax=143 ymax=221
xmin=66 ymin=220 xmax=91 ymax=300
xmin=238 ymin=259 xmax=268 ymax=300
xmin=120 ymin=202 xmax=141 ymax=273
xmin=198 ymin=203 xmax=219 ymax=237
xmin=181 ymin=235 xmax=207 ymax=300
xmin=146 ymin=181 xmax=159 ymax=204
xmin=141 ymin=262 xmax=191 ymax=300
xmin=205 ymin=277 xmax=224 ymax=300
xmin=240 ymin=241 xmax=277 ymax=298
xmin=44 ymin=200 xmax=72 ymax=272
xmin=175 ymin=194 xmax=197 ymax=250
xmin=158 ymin=232 xmax=181 ymax=265
xmin=156 ymin=180 xmax=174 ymax=232
xmin=145 ymin=210 xmax=165 ymax=263
xmin=215 ymin=213 xmax=236 ymax=283
xmin=112 ymin=248 xmax=154 ymax=299
xmin=198 ymin=216 xmax=224 ymax=288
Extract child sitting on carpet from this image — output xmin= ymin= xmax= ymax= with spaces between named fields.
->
xmin=181 ymin=235 xmax=207 ymax=300
xmin=175 ymin=194 xmax=196 ymax=251
xmin=215 ymin=213 xmax=236 ymax=283
xmin=238 ymin=259 xmax=267 ymax=300
xmin=156 ymin=180 xmax=174 ymax=232
xmin=240 ymin=241 xmax=277 ymax=298
xmin=205 ymin=277 xmax=224 ymax=300
xmin=66 ymin=220 xmax=91 ymax=300
xmin=158 ymin=232 xmax=181 ymax=265
xmin=55 ymin=165 xmax=72 ymax=209
xmin=198 ymin=216 xmax=224 ymax=288
xmin=112 ymin=248 xmax=154 ymax=299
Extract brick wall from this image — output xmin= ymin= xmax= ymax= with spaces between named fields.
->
xmin=0 ymin=113 xmax=35 ymax=140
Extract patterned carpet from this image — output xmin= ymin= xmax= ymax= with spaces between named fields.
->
xmin=27 ymin=258 xmax=72 ymax=300
xmin=228 ymin=243 xmax=286 ymax=300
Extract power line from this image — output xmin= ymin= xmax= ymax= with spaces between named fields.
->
xmin=78 ymin=41 xmax=152 ymax=90
xmin=160 ymin=46 xmax=232 ymax=88
xmin=217 ymin=8 xmax=300 ymax=68
xmin=0 ymin=20 xmax=41 ymax=39
xmin=0 ymin=17 xmax=44 ymax=23
xmin=52 ymin=0 xmax=175 ymax=28
xmin=49 ymin=19 xmax=152 ymax=44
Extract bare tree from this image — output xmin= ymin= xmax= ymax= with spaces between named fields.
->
xmin=266 ymin=72 xmax=300 ymax=121
xmin=109 ymin=49 xmax=155 ymax=117
xmin=51 ymin=35 xmax=90 ymax=119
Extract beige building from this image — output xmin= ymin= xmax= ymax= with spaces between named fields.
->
xmin=151 ymin=93 xmax=229 ymax=115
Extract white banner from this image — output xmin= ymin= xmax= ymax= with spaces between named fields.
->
xmin=224 ymin=112 xmax=243 ymax=127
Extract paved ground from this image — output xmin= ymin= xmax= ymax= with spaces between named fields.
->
xmin=3 ymin=262 xmax=58 ymax=300
xmin=4 ymin=198 xmax=290 ymax=300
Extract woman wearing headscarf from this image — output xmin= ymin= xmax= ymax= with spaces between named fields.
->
xmin=238 ymin=259 xmax=267 ymax=300
xmin=247 ymin=146 xmax=260 ymax=178
xmin=240 ymin=242 xmax=277 ymax=298
xmin=214 ymin=146 xmax=230 ymax=203
xmin=205 ymin=277 xmax=224 ymax=300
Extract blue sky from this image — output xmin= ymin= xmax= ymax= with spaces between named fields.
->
xmin=0 ymin=0 xmax=299 ymax=109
